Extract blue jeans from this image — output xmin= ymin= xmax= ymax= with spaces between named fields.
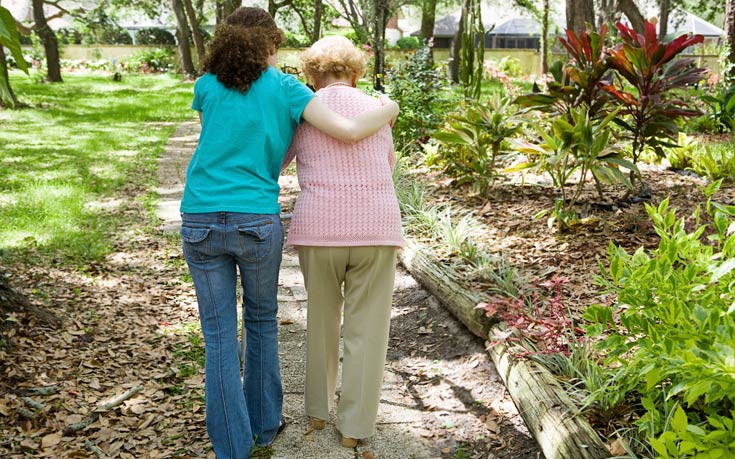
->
xmin=180 ymin=212 xmax=284 ymax=459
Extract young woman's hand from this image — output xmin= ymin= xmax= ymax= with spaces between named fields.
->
xmin=378 ymin=95 xmax=398 ymax=128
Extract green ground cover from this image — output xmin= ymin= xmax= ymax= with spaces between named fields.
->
xmin=0 ymin=72 xmax=194 ymax=265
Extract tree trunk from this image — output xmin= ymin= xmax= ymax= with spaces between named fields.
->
xmin=0 ymin=46 xmax=19 ymax=108
xmin=311 ymin=0 xmax=323 ymax=44
xmin=183 ymin=0 xmax=205 ymax=70
xmin=420 ymin=0 xmax=437 ymax=42
xmin=658 ymin=0 xmax=670 ymax=39
xmin=32 ymin=0 xmax=62 ymax=83
xmin=487 ymin=326 xmax=610 ymax=459
xmin=172 ymin=0 xmax=196 ymax=78
xmin=372 ymin=0 xmax=389 ymax=91
xmin=617 ymin=0 xmax=645 ymax=32
xmin=449 ymin=0 xmax=469 ymax=83
xmin=216 ymin=0 xmax=240 ymax=24
xmin=727 ymin=0 xmax=735 ymax=83
xmin=541 ymin=0 xmax=549 ymax=74
xmin=399 ymin=240 xmax=490 ymax=338
xmin=565 ymin=0 xmax=594 ymax=33
xmin=0 ymin=271 xmax=61 ymax=327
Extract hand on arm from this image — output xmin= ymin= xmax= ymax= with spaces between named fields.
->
xmin=301 ymin=97 xmax=399 ymax=143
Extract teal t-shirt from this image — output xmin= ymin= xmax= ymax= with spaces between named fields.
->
xmin=180 ymin=67 xmax=315 ymax=214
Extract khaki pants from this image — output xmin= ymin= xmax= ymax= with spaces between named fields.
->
xmin=297 ymin=245 xmax=397 ymax=439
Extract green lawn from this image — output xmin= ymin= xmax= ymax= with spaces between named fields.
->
xmin=0 ymin=72 xmax=195 ymax=265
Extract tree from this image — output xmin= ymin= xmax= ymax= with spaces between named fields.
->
xmin=659 ymin=0 xmax=670 ymax=39
xmin=459 ymin=0 xmax=484 ymax=99
xmin=216 ymin=0 xmax=240 ymax=23
xmin=595 ymin=0 xmax=644 ymax=32
xmin=273 ymin=0 xmax=337 ymax=44
xmin=372 ymin=0 xmax=391 ymax=90
xmin=183 ymin=0 xmax=205 ymax=66
xmin=448 ymin=0 xmax=469 ymax=83
xmin=566 ymin=0 xmax=593 ymax=33
xmin=31 ymin=0 xmax=62 ymax=82
xmin=311 ymin=0 xmax=322 ymax=43
xmin=172 ymin=0 xmax=196 ymax=77
xmin=0 ymin=5 xmax=29 ymax=108
xmin=727 ymin=0 xmax=735 ymax=83
xmin=420 ymin=0 xmax=437 ymax=42
xmin=334 ymin=0 xmax=370 ymax=43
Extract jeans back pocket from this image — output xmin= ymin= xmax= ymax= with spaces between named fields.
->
xmin=237 ymin=219 xmax=276 ymax=262
xmin=181 ymin=225 xmax=213 ymax=262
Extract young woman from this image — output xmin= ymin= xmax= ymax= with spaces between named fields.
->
xmin=282 ymin=35 xmax=404 ymax=448
xmin=179 ymin=9 xmax=398 ymax=459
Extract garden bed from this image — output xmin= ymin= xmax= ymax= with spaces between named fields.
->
xmin=396 ymin=158 xmax=735 ymax=457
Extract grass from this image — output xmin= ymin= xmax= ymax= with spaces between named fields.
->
xmin=0 ymin=71 xmax=195 ymax=265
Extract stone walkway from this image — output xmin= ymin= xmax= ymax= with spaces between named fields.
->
xmin=157 ymin=122 xmax=540 ymax=459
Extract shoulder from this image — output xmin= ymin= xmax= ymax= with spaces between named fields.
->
xmin=194 ymin=73 xmax=220 ymax=92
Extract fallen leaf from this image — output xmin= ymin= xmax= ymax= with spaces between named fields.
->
xmin=41 ymin=432 xmax=62 ymax=448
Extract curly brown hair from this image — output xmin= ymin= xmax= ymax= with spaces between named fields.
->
xmin=202 ymin=7 xmax=284 ymax=93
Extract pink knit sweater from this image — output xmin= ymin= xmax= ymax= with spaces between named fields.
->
xmin=282 ymin=85 xmax=404 ymax=248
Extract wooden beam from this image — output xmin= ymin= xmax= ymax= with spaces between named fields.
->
xmin=398 ymin=236 xmax=610 ymax=459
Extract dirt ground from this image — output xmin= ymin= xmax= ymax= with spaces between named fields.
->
xmin=281 ymin=174 xmax=545 ymax=459
xmin=0 ymin=125 xmax=543 ymax=459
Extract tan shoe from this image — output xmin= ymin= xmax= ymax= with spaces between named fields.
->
xmin=340 ymin=435 xmax=358 ymax=448
xmin=310 ymin=418 xmax=326 ymax=430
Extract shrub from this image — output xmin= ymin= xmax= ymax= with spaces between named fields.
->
xmin=135 ymin=27 xmax=176 ymax=46
xmin=701 ymin=85 xmax=735 ymax=133
xmin=123 ymin=48 xmax=175 ymax=73
xmin=56 ymin=28 xmax=82 ymax=45
xmin=282 ymin=31 xmax=310 ymax=48
xmin=432 ymin=94 xmax=523 ymax=193
xmin=387 ymin=46 xmax=452 ymax=155
xmin=395 ymin=36 xmax=420 ymax=50
xmin=584 ymin=181 xmax=735 ymax=458
xmin=604 ymin=21 xmax=706 ymax=165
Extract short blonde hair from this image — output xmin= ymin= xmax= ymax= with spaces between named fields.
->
xmin=301 ymin=36 xmax=366 ymax=86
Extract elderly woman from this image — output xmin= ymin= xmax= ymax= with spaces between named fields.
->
xmin=282 ymin=36 xmax=403 ymax=448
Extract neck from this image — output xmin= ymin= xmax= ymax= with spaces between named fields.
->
xmin=316 ymin=77 xmax=353 ymax=90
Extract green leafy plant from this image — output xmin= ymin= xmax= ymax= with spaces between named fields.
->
xmin=584 ymin=180 xmax=735 ymax=458
xmin=0 ymin=5 xmax=30 ymax=108
xmin=387 ymin=46 xmax=451 ymax=154
xmin=510 ymin=106 xmax=636 ymax=230
xmin=701 ymin=85 xmax=735 ymax=133
xmin=664 ymin=135 xmax=735 ymax=180
xmin=394 ymin=36 xmax=420 ymax=50
xmin=123 ymin=48 xmax=175 ymax=73
xmin=432 ymin=94 xmax=523 ymax=193
xmin=603 ymin=21 xmax=707 ymax=167
xmin=134 ymin=27 xmax=176 ymax=46
xmin=515 ymin=25 xmax=612 ymax=120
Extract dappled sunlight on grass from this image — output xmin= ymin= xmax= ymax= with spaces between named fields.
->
xmin=0 ymin=72 xmax=195 ymax=264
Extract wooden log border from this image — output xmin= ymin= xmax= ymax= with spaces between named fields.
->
xmin=399 ymin=238 xmax=610 ymax=459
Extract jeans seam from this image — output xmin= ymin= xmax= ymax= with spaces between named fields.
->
xmin=255 ymin=249 xmax=265 ymax=438
xmin=204 ymin=261 xmax=235 ymax=457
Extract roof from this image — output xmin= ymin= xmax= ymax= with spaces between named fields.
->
xmin=416 ymin=5 xmax=723 ymax=39
xmin=665 ymin=10 xmax=723 ymax=37
xmin=490 ymin=17 xmax=542 ymax=35
xmin=413 ymin=5 xmax=563 ymax=37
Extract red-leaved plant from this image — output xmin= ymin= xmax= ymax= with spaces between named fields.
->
xmin=603 ymin=21 xmax=706 ymax=168
xmin=515 ymin=25 xmax=612 ymax=119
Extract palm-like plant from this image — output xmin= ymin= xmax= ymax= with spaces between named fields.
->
xmin=433 ymin=94 xmax=523 ymax=193
xmin=603 ymin=21 xmax=707 ymax=167
xmin=0 ymin=6 xmax=30 ymax=108
xmin=515 ymin=25 xmax=612 ymax=120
